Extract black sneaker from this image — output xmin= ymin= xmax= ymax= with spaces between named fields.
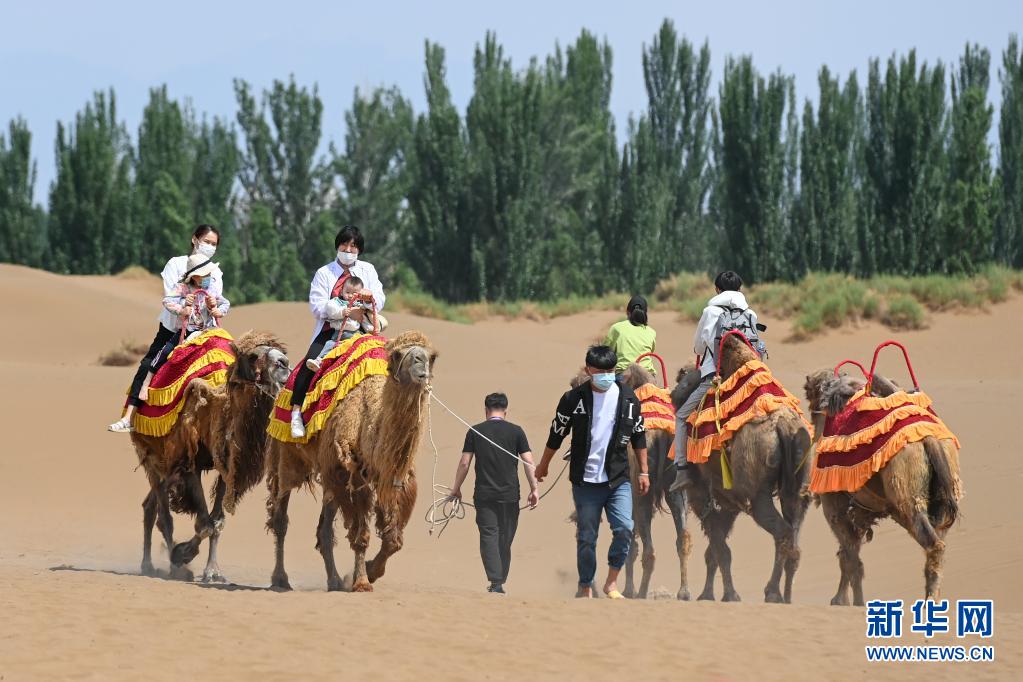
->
xmin=487 ymin=583 xmax=506 ymax=594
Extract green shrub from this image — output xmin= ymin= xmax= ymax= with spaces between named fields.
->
xmin=881 ymin=295 xmax=927 ymax=330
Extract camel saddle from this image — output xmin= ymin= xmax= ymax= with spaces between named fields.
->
xmin=810 ymin=388 xmax=960 ymax=494
xmin=267 ymin=334 xmax=389 ymax=444
xmin=129 ymin=328 xmax=236 ymax=437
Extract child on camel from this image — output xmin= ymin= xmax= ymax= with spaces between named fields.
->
xmin=139 ymin=254 xmax=231 ymax=401
xmin=304 ymin=276 xmax=380 ymax=373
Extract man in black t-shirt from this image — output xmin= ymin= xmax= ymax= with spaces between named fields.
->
xmin=450 ymin=392 xmax=539 ymax=594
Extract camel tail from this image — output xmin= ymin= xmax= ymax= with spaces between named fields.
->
xmin=778 ymin=420 xmax=813 ymax=500
xmin=924 ymin=437 xmax=959 ymax=533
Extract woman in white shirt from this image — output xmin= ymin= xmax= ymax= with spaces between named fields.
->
xmin=108 ymin=225 xmax=227 ymax=433
xmin=289 ymin=225 xmax=386 ymax=439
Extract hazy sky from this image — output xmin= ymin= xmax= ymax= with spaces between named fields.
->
xmin=2 ymin=0 xmax=1019 ymax=203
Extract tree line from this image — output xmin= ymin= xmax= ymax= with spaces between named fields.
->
xmin=2 ymin=21 xmax=1022 ymax=303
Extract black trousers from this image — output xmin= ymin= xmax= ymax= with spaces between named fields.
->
xmin=475 ymin=499 xmax=520 ymax=585
xmin=290 ymin=326 xmax=335 ymax=408
xmin=127 ymin=324 xmax=178 ymax=407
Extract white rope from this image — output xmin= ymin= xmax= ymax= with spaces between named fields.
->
xmin=423 ymin=385 xmax=570 ymax=537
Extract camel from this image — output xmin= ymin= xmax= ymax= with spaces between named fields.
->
xmin=567 ymin=364 xmax=692 ymax=600
xmin=804 ymin=369 xmax=963 ymax=604
xmin=266 ymin=331 xmax=437 ymax=592
xmin=671 ymin=336 xmax=813 ymax=603
xmin=130 ymin=331 xmax=291 ymax=581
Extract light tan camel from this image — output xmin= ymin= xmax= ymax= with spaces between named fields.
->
xmin=804 ymin=369 xmax=963 ymax=604
xmin=130 ymin=331 xmax=290 ymax=581
xmin=266 ymin=331 xmax=437 ymax=591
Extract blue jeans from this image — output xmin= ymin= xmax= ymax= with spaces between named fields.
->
xmin=572 ymin=481 xmax=634 ymax=586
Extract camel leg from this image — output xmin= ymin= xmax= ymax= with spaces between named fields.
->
xmin=925 ymin=528 xmax=949 ymax=599
xmin=200 ymin=477 xmax=228 ymax=583
xmin=154 ymin=480 xmax=191 ymax=581
xmin=821 ymin=494 xmax=863 ymax=606
xmin=780 ymin=491 xmax=809 ymax=604
xmin=750 ymin=489 xmax=793 ymax=604
xmin=268 ymin=490 xmax=292 ymax=591
xmin=667 ymin=490 xmax=692 ymax=601
xmin=315 ymin=497 xmax=344 ymax=592
xmin=366 ymin=508 xmax=404 ymax=584
xmin=893 ymin=510 xmax=946 ymax=600
xmin=343 ymin=487 xmax=374 ymax=593
xmin=699 ymin=507 xmax=740 ymax=601
xmin=141 ymin=489 xmax=158 ymax=576
xmin=170 ymin=470 xmax=212 ymax=567
xmin=635 ymin=497 xmax=656 ymax=599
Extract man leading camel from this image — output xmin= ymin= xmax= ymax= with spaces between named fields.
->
xmin=535 ymin=345 xmax=650 ymax=599
xmin=449 ymin=392 xmax=539 ymax=594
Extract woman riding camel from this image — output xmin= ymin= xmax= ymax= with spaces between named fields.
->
xmin=288 ymin=224 xmax=386 ymax=439
xmin=108 ymin=224 xmax=227 ymax=433
xmin=604 ymin=295 xmax=657 ymax=377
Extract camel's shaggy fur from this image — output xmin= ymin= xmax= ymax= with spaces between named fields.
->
xmin=804 ymin=368 xmax=963 ymax=604
xmin=129 ymin=330 xmax=290 ymax=581
xmin=266 ymin=330 xmax=438 ymax=592
xmin=674 ymin=335 xmax=813 ymax=603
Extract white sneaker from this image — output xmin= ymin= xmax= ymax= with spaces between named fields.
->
xmin=108 ymin=417 xmax=133 ymax=433
xmin=305 ymin=358 xmax=322 ymax=373
xmin=290 ymin=412 xmax=306 ymax=439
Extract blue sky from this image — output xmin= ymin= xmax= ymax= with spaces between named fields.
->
xmin=2 ymin=0 xmax=1019 ymax=203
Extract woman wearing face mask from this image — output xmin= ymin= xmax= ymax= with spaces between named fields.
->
xmin=108 ymin=224 xmax=227 ymax=433
xmin=288 ymin=224 xmax=386 ymax=439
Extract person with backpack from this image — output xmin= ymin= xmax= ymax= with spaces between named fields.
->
xmin=670 ymin=271 xmax=763 ymax=492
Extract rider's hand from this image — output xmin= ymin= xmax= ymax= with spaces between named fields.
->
xmin=185 ymin=293 xmax=196 ymax=305
xmin=206 ymin=296 xmax=217 ymax=310
xmin=181 ymin=305 xmax=194 ymax=317
xmin=210 ymin=308 xmax=224 ymax=319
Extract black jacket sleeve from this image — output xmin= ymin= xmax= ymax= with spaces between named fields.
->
xmin=628 ymin=395 xmax=647 ymax=450
xmin=546 ymin=390 xmax=574 ymax=450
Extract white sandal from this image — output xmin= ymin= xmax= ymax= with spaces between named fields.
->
xmin=108 ymin=417 xmax=133 ymax=433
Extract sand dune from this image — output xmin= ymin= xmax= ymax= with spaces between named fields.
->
xmin=0 ymin=263 xmax=1019 ymax=680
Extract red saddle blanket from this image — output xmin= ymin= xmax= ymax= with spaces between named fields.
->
xmin=810 ymin=388 xmax=960 ymax=494
xmin=128 ymin=328 xmax=235 ymax=437
xmin=267 ymin=334 xmax=389 ymax=444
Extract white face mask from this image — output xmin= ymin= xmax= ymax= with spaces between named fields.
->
xmin=195 ymin=242 xmax=217 ymax=258
xmin=337 ymin=250 xmax=358 ymax=267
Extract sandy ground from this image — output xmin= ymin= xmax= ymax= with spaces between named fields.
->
xmin=0 ymin=263 xmax=1020 ymax=680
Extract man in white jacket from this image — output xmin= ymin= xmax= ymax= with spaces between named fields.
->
xmin=670 ymin=271 xmax=759 ymax=492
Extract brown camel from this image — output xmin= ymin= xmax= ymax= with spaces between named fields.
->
xmin=567 ymin=364 xmax=693 ymax=600
xmin=804 ymin=369 xmax=963 ymax=604
xmin=672 ymin=336 xmax=812 ymax=603
xmin=130 ymin=331 xmax=291 ymax=581
xmin=266 ymin=330 xmax=437 ymax=592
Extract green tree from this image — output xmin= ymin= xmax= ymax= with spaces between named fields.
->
xmin=406 ymin=42 xmax=475 ymax=301
xmin=234 ymin=76 xmax=333 ymax=271
xmin=0 ymin=118 xmax=47 ymax=267
xmin=48 ymin=89 xmax=134 ymax=274
xmin=944 ymin=44 xmax=994 ymax=273
xmin=997 ymin=34 xmax=1023 ymax=266
xmin=714 ymin=57 xmax=793 ymax=283
xmin=333 ymin=86 xmax=414 ymax=280
xmin=794 ymin=67 xmax=861 ymax=274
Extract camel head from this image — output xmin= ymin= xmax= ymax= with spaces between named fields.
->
xmin=671 ymin=363 xmax=702 ymax=411
xmin=620 ymin=363 xmax=656 ymax=390
xmin=229 ymin=331 xmax=291 ymax=396
xmin=804 ymin=369 xmax=864 ymax=417
xmin=386 ymin=331 xmax=437 ymax=386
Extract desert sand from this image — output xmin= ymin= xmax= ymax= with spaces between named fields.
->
xmin=0 ymin=262 xmax=1019 ymax=681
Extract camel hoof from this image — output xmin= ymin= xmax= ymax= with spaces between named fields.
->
xmin=722 ymin=590 xmax=741 ymax=603
xmin=352 ymin=580 xmax=374 ymax=593
xmin=830 ymin=595 xmax=850 ymax=606
xmin=169 ymin=564 xmax=194 ymax=582
xmin=270 ymin=573 xmax=292 ymax=592
xmin=200 ymin=568 xmax=227 ymax=584
xmin=140 ymin=560 xmax=157 ymax=577
xmin=677 ymin=589 xmax=691 ymax=601
xmin=764 ymin=591 xmax=784 ymax=604
xmin=171 ymin=539 xmax=201 ymax=566
xmin=623 ymin=587 xmax=636 ymax=599
xmin=697 ymin=590 xmax=715 ymax=601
